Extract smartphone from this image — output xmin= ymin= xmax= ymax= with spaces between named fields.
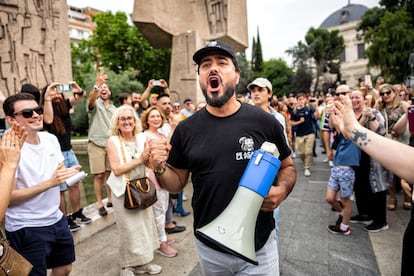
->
xmin=364 ymin=75 xmax=372 ymax=87
xmin=152 ymin=80 xmax=161 ymax=86
xmin=408 ymin=104 xmax=414 ymax=133
xmin=56 ymin=84 xmax=72 ymax=92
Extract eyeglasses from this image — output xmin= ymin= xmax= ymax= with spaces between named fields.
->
xmin=13 ymin=106 xmax=43 ymax=118
xmin=336 ymin=91 xmax=349 ymax=96
xmin=380 ymin=91 xmax=392 ymax=97
xmin=400 ymin=93 xmax=406 ymax=97
xmin=118 ymin=116 xmax=134 ymax=122
xmin=173 ymin=105 xmax=180 ymax=108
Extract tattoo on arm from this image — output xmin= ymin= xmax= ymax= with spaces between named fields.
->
xmin=351 ymin=129 xmax=371 ymax=147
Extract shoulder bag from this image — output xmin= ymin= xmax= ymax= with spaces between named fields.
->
xmin=0 ymin=230 xmax=33 ymax=276
xmin=118 ymin=137 xmax=157 ymax=209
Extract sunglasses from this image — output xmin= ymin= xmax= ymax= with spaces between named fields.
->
xmin=380 ymin=91 xmax=392 ymax=97
xmin=336 ymin=92 xmax=349 ymax=96
xmin=400 ymin=93 xmax=406 ymax=97
xmin=13 ymin=106 xmax=43 ymax=118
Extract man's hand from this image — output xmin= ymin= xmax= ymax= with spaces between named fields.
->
xmin=261 ymin=185 xmax=285 ymax=212
xmin=149 ymin=139 xmax=170 ymax=170
xmin=330 ymin=96 xmax=357 ymax=139
xmin=96 ymin=71 xmax=107 ymax=87
xmin=51 ymin=164 xmax=82 ymax=187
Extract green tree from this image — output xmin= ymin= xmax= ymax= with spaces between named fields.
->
xmin=236 ymin=52 xmax=253 ymax=93
xmin=262 ymin=59 xmax=294 ymax=97
xmin=305 ymin=27 xmax=344 ymax=93
xmin=358 ymin=3 xmax=414 ymax=82
xmin=251 ymin=28 xmax=264 ymax=74
xmin=76 ymin=11 xmax=171 ymax=83
xmin=286 ymin=40 xmax=310 ymax=69
xmin=70 ymin=68 xmax=144 ymax=136
xmin=289 ymin=66 xmax=313 ymax=95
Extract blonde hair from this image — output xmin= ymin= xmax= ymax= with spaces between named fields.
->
xmin=109 ymin=105 xmax=141 ymax=136
xmin=140 ymin=106 xmax=165 ymax=131
xmin=377 ymin=84 xmax=401 ymax=111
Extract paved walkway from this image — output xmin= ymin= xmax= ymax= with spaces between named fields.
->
xmin=70 ymin=139 xmax=410 ymax=275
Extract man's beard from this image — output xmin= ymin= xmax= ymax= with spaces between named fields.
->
xmin=202 ymin=84 xmax=235 ymax=108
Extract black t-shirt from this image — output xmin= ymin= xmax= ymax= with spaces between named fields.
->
xmin=168 ymin=103 xmax=291 ymax=252
xmin=44 ymin=99 xmax=73 ymax=151
xmin=290 ymin=105 xmax=315 ymax=136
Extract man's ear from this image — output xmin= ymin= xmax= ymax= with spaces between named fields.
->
xmin=6 ymin=116 xmax=15 ymax=125
xmin=235 ymin=71 xmax=241 ymax=85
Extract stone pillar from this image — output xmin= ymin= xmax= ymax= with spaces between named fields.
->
xmin=132 ymin=0 xmax=247 ymax=103
xmin=169 ymin=31 xmax=203 ymax=104
xmin=0 ymin=0 xmax=72 ymax=96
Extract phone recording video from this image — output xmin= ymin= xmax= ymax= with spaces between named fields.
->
xmin=56 ymin=84 xmax=72 ymax=93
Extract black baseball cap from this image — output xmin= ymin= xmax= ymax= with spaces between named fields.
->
xmin=193 ymin=40 xmax=239 ymax=71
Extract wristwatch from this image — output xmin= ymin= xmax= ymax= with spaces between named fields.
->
xmin=368 ymin=115 xmax=376 ymax=121
xmin=93 ymin=85 xmax=100 ymax=91
xmin=154 ymin=167 xmax=166 ymax=176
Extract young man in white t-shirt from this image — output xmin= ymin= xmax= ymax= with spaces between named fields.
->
xmin=3 ymin=93 xmax=80 ymax=275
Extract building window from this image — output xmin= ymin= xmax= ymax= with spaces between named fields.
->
xmin=340 ymin=50 xmax=345 ymax=62
xmin=357 ymin=43 xmax=365 ymax=59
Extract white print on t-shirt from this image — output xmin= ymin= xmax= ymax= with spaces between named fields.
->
xmin=239 ymin=136 xmax=254 ymax=151
xmin=236 ymin=136 xmax=255 ymax=160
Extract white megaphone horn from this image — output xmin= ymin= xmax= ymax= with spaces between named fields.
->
xmin=196 ymin=142 xmax=281 ymax=265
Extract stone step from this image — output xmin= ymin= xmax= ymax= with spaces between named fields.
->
xmin=71 ymin=198 xmax=115 ymax=245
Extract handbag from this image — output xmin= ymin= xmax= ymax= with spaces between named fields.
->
xmin=118 ymin=137 xmax=157 ymax=209
xmin=0 ymin=230 xmax=33 ymax=276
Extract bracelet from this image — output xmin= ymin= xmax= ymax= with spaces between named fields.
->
xmin=368 ymin=116 xmax=376 ymax=121
xmin=154 ymin=166 xmax=166 ymax=176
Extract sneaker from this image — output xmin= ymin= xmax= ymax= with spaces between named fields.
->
xmin=120 ymin=267 xmax=135 ymax=276
xmin=67 ymin=215 xmax=81 ymax=232
xmin=335 ymin=215 xmax=343 ymax=226
xmin=156 ymin=242 xmax=178 ymax=258
xmin=364 ymin=223 xmax=389 ymax=233
xmin=304 ymin=169 xmax=311 ymax=177
xmin=323 ymin=158 xmax=329 ymax=163
xmin=327 ymin=224 xmax=350 ymax=235
xmin=135 ymin=263 xmax=162 ymax=275
xmin=329 ymin=161 xmax=334 ymax=167
xmin=72 ymin=208 xmax=92 ymax=225
xmin=350 ymin=214 xmax=372 ymax=225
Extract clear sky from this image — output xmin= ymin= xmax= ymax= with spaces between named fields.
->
xmin=67 ymin=0 xmax=380 ymax=64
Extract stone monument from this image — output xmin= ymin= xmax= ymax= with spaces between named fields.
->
xmin=0 ymin=0 xmax=72 ymax=96
xmin=132 ymin=0 xmax=248 ymax=103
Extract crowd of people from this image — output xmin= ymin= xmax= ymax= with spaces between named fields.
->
xmin=0 ymin=39 xmax=413 ymax=275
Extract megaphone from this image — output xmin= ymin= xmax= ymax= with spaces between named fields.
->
xmin=196 ymin=142 xmax=281 ymax=265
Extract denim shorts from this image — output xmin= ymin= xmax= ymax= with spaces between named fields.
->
xmin=60 ymin=149 xmax=80 ymax=191
xmin=6 ymin=216 xmax=75 ymax=275
xmin=327 ymin=166 xmax=355 ymax=198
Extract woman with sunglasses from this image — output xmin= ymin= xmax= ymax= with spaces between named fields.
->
xmin=376 ymin=84 xmax=410 ymax=211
